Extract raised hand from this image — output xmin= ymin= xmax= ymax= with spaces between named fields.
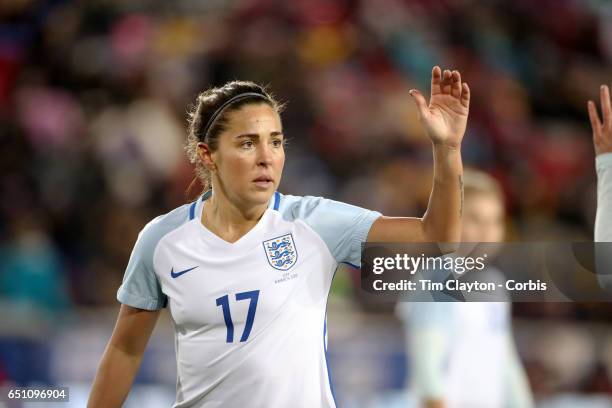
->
xmin=409 ymin=66 xmax=470 ymax=148
xmin=588 ymin=85 xmax=612 ymax=156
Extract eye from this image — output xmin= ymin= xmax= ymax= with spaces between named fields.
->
xmin=272 ymin=139 xmax=283 ymax=148
xmin=241 ymin=140 xmax=254 ymax=149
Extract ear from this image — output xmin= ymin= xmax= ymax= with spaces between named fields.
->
xmin=197 ymin=142 xmax=216 ymax=172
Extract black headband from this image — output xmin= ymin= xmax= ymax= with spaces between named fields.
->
xmin=202 ymin=92 xmax=270 ymax=141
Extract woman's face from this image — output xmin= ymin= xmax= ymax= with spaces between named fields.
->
xmin=208 ymin=103 xmax=285 ymax=209
xmin=461 ymin=193 xmax=505 ymax=243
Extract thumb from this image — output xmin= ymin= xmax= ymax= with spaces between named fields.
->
xmin=409 ymin=89 xmax=429 ymax=120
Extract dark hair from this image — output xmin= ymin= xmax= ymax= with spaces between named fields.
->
xmin=185 ymin=80 xmax=283 ymax=194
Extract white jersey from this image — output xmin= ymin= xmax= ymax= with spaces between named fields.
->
xmin=117 ymin=191 xmax=380 ymax=408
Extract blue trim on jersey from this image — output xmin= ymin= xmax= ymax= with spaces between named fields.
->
xmin=323 ymin=269 xmax=338 ymax=407
xmin=273 ymin=191 xmax=280 ymax=210
xmin=190 ymin=191 xmax=212 ymax=221
xmin=341 ymin=261 xmax=360 ymax=269
xmin=189 ymin=201 xmax=197 ymax=220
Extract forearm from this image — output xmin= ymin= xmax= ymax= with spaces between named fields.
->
xmin=88 ymin=344 xmax=143 ymax=408
xmin=422 ymin=143 xmax=463 ymax=242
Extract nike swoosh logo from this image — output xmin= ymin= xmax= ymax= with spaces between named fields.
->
xmin=171 ymin=266 xmax=199 ymax=279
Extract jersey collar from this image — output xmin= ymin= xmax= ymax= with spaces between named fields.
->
xmin=189 ymin=190 xmax=280 ymax=221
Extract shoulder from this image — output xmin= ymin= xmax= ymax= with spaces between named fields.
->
xmin=135 ymin=202 xmax=193 ymax=255
xmin=274 ymin=193 xmax=323 ymax=220
xmin=273 ymin=192 xmax=381 ymax=265
xmin=275 ymin=192 xmax=380 ymax=222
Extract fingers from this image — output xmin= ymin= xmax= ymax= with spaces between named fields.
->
xmin=450 ymin=70 xmax=462 ymax=98
xmin=430 ymin=65 xmax=470 ymax=108
xmin=461 ymin=82 xmax=470 ymax=109
xmin=441 ymin=69 xmax=452 ymax=94
xmin=409 ymin=89 xmax=430 ymax=120
xmin=432 ymin=66 xmax=464 ymax=100
xmin=588 ymin=100 xmax=602 ymax=141
xmin=601 ymin=85 xmax=611 ymax=129
xmin=431 ymin=66 xmax=442 ymax=95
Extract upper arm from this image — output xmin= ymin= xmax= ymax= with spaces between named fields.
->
xmin=366 ymin=216 xmax=426 ymax=242
xmin=109 ymin=305 xmax=161 ymax=356
xmin=117 ymin=219 xmax=168 ymax=311
xmin=367 ymin=217 xmax=459 ymax=254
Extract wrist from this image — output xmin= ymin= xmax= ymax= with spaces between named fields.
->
xmin=432 ymin=143 xmax=463 ymax=184
xmin=432 ymin=141 xmax=462 ymax=152
xmin=595 ymin=147 xmax=612 ymax=156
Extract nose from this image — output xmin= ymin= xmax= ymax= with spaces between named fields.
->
xmin=257 ymin=143 xmax=273 ymax=166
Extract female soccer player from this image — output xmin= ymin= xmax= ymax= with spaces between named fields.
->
xmin=589 ymin=84 xmax=612 ymax=290
xmin=590 ymin=84 xmax=612 ymax=242
xmin=88 ymin=66 xmax=470 ymax=408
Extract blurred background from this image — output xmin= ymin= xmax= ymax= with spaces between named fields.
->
xmin=0 ymin=0 xmax=611 ymax=406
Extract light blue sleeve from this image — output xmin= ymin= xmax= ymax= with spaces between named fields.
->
xmin=278 ymin=194 xmax=382 ymax=266
xmin=595 ymin=153 xmax=612 ymax=242
xmin=595 ymin=153 xmax=612 ymax=291
xmin=117 ymin=205 xmax=189 ymax=310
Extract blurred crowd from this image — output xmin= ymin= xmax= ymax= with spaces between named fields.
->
xmin=0 ymin=0 xmax=611 ymax=402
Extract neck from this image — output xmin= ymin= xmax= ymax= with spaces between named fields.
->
xmin=201 ymin=188 xmax=269 ymax=242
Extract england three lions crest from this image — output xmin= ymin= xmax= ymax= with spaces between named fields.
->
xmin=263 ymin=234 xmax=298 ymax=271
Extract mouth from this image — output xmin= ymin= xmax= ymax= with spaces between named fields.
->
xmin=252 ymin=176 xmax=273 ymax=188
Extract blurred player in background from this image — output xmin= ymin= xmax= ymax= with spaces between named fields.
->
xmin=397 ymin=170 xmax=534 ymax=408
xmin=88 ymin=66 xmax=470 ymax=408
